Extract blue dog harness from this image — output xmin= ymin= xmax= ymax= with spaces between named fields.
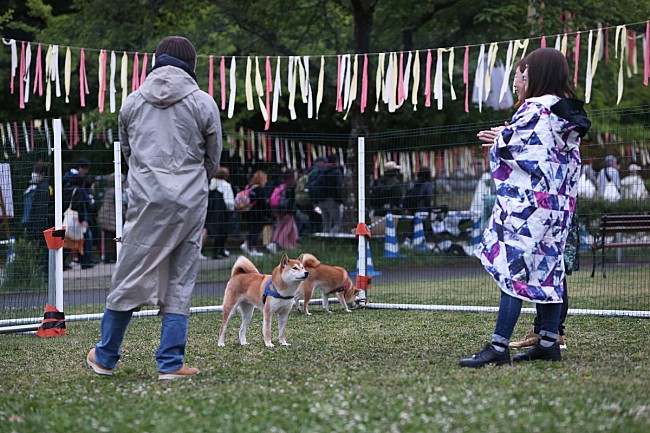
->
xmin=262 ymin=279 xmax=294 ymax=304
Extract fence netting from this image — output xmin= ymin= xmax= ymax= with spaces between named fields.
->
xmin=1 ymin=105 xmax=649 ymax=330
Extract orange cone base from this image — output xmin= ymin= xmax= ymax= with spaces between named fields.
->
xmin=36 ymin=304 xmax=66 ymax=338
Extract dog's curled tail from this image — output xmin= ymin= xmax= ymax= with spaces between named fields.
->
xmin=231 ymin=255 xmax=260 ymax=278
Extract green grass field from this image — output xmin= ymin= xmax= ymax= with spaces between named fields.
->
xmin=2 ymin=308 xmax=649 ymax=433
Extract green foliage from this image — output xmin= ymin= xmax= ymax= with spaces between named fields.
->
xmin=1 ymin=237 xmax=47 ymax=291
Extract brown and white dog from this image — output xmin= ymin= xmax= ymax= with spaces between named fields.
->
xmin=217 ymin=254 xmax=309 ymax=348
xmin=294 ymin=253 xmax=359 ymax=315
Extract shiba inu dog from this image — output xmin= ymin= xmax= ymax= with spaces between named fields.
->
xmin=294 ymin=253 xmax=359 ymax=315
xmin=217 ymin=254 xmax=308 ymax=348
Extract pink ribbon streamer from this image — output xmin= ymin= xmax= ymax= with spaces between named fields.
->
xmin=361 ymin=54 xmax=368 ymax=113
xmin=463 ymin=46 xmax=469 ymax=113
xmin=73 ymin=114 xmax=78 ymax=147
xmin=220 ymin=56 xmax=226 ymax=110
xmin=627 ymin=30 xmax=636 ymax=67
xmin=79 ymin=48 xmax=89 ymax=107
xmin=19 ymin=41 xmax=25 ymax=109
xmin=208 ymin=55 xmax=214 ymax=97
xmin=264 ymin=56 xmax=272 ymax=131
xmin=336 ymin=55 xmax=342 ymax=112
xmin=425 ymin=49 xmax=432 ymax=107
xmin=307 ymin=143 xmax=312 ymax=167
xmin=139 ymin=53 xmax=148 ymax=84
xmin=132 ymin=52 xmax=140 ymax=92
xmin=541 ymin=36 xmax=546 ymax=48
xmin=33 ymin=43 xmax=43 ymax=96
xmin=573 ymin=32 xmax=580 ymax=88
xmin=643 ymin=21 xmax=650 ymax=86
xmin=99 ymin=50 xmax=107 ymax=113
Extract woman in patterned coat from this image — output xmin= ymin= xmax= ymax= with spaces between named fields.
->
xmin=460 ymin=48 xmax=590 ymax=368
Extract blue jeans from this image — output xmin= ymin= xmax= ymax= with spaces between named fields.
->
xmin=494 ymin=291 xmax=562 ymax=342
xmin=95 ymin=309 xmax=189 ymax=373
xmin=155 ymin=313 xmax=189 ymax=373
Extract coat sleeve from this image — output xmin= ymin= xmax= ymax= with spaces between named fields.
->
xmin=201 ymin=98 xmax=222 ymax=180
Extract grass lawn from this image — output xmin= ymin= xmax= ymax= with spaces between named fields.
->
xmin=1 ymin=308 xmax=649 ymax=433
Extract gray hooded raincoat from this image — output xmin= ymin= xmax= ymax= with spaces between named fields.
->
xmin=107 ymin=65 xmax=221 ymax=315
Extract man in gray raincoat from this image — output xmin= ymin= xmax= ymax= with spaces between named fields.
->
xmin=87 ymin=36 xmax=221 ymax=379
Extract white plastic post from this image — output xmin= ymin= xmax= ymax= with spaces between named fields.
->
xmin=52 ymin=119 xmax=64 ymax=311
xmin=113 ymin=142 xmax=123 ymax=260
xmin=357 ymin=136 xmax=367 ymax=300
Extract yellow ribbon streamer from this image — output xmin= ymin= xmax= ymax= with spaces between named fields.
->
xmin=245 ymin=56 xmax=254 ymax=111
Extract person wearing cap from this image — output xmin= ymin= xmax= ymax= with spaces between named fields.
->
xmin=620 ymin=164 xmax=649 ymax=200
xmin=87 ymin=36 xmax=222 ymax=380
xmin=597 ymin=155 xmax=621 ymax=201
xmin=370 ymin=160 xmax=404 ymax=217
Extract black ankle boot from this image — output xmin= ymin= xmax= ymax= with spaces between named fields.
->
xmin=459 ymin=343 xmax=511 ymax=368
xmin=512 ymin=341 xmax=562 ymax=363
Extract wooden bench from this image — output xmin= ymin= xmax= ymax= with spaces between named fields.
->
xmin=590 ymin=213 xmax=650 ymax=278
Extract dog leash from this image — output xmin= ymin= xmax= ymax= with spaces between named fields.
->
xmin=262 ymin=279 xmax=294 ymax=304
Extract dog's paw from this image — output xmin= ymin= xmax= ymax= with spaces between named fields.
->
xmin=240 ymin=342 xmax=249 ymax=346
xmin=280 ymin=342 xmax=291 ymax=347
xmin=265 ymin=342 xmax=275 ymax=348
xmin=217 ymin=342 xmax=225 ymax=347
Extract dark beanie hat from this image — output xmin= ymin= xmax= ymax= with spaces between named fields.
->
xmin=155 ymin=36 xmax=196 ymax=71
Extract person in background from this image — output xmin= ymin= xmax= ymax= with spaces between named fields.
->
xmin=205 ymin=166 xmax=235 ymax=259
xmin=316 ymin=153 xmax=344 ymax=234
xmin=240 ymin=170 xmax=271 ymax=257
xmin=620 ymin=164 xmax=649 ymax=200
xmin=402 ymin=167 xmax=435 ymax=242
xmin=269 ymin=169 xmax=299 ymax=250
xmin=22 ymin=161 xmax=52 ymax=272
xmin=370 ymin=161 xmax=404 ymax=217
xmin=461 ymin=47 xmax=590 ymax=368
xmin=597 ymin=155 xmax=621 ymax=201
xmin=87 ymin=36 xmax=221 ymax=379
xmin=62 ymin=158 xmax=96 ymax=270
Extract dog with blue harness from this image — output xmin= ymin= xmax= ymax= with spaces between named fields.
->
xmin=218 ymin=254 xmax=309 ymax=348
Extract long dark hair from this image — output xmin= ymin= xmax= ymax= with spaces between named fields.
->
xmin=523 ymin=48 xmax=576 ymax=100
xmin=513 ymin=57 xmax=527 ymax=109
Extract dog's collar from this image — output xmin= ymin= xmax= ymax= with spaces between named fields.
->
xmin=262 ymin=279 xmax=294 ymax=304
xmin=328 ymin=280 xmax=350 ymax=295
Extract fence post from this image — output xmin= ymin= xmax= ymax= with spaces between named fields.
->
xmin=113 ymin=141 xmax=123 ymax=260
xmin=53 ymin=119 xmax=64 ymax=312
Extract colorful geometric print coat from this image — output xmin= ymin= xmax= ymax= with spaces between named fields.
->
xmin=476 ymin=95 xmax=584 ymax=304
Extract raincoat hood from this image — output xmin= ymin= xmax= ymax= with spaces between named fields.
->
xmin=138 ymin=58 xmax=199 ymax=109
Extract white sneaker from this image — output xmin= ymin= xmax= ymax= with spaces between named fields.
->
xmin=250 ymin=249 xmax=264 ymax=257
xmin=199 ymin=254 xmax=209 ymax=260
xmin=266 ymin=242 xmax=278 ymax=253
xmin=223 ymin=249 xmax=230 ymax=257
xmin=240 ymin=242 xmax=249 ymax=253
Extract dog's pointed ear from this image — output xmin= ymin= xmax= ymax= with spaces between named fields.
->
xmin=296 ymin=253 xmax=304 ymax=263
xmin=280 ymin=254 xmax=289 ymax=267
